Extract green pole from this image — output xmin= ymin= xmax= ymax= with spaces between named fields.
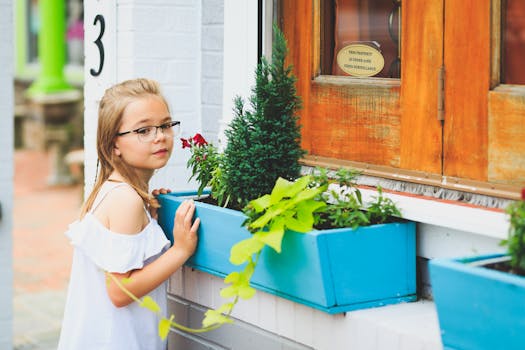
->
xmin=28 ymin=0 xmax=72 ymax=95
xmin=15 ymin=0 xmax=27 ymax=77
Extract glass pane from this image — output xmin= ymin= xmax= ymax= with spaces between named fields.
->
xmin=321 ymin=0 xmax=401 ymax=78
xmin=502 ymin=0 xmax=525 ymax=84
xmin=28 ymin=0 xmax=39 ymax=63
xmin=66 ymin=0 xmax=84 ymax=65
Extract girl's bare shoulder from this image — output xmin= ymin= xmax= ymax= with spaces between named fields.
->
xmin=94 ymin=185 xmax=148 ymax=234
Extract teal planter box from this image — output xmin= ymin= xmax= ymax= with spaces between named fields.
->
xmin=158 ymin=191 xmax=416 ymax=314
xmin=430 ymin=254 xmax=525 ymax=350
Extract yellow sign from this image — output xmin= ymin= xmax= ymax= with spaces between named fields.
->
xmin=336 ymin=43 xmax=385 ymax=77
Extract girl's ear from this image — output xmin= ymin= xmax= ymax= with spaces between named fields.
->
xmin=114 ymin=144 xmax=121 ymax=156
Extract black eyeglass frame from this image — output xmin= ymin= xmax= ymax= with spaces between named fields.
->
xmin=116 ymin=120 xmax=181 ymax=138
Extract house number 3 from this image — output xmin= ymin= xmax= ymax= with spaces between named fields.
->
xmin=90 ymin=14 xmax=105 ymax=77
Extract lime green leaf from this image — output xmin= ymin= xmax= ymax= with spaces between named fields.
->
xmin=298 ymin=200 xmax=326 ymax=216
xmin=292 ymin=187 xmax=325 ymax=203
xmin=243 ymin=258 xmax=256 ymax=277
xmin=220 ymin=285 xmax=238 ymax=298
xmin=202 ymin=310 xmax=233 ymax=328
xmin=238 ymin=284 xmax=256 ymax=299
xmin=216 ymin=302 xmax=234 ymax=314
xmin=140 ymin=296 xmax=161 ymax=313
xmin=202 ymin=304 xmax=234 ymax=327
xmin=293 ymin=200 xmax=326 ymax=231
xmin=224 ymin=271 xmax=240 ymax=284
xmin=249 ymin=206 xmax=284 ymax=229
xmin=216 ymin=302 xmax=235 ymax=314
xmin=230 ymin=237 xmax=265 ymax=265
xmin=284 ymin=175 xmax=312 ymax=198
xmin=158 ymin=315 xmax=174 ymax=340
xmin=285 ymin=217 xmax=312 ymax=233
xmin=270 ymin=177 xmax=293 ymax=204
xmin=250 ymin=194 xmax=271 ymax=212
xmin=255 ymin=226 xmax=285 ymax=253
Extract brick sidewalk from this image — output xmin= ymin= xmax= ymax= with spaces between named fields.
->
xmin=13 ymin=150 xmax=82 ymax=349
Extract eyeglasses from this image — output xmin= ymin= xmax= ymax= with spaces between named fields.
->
xmin=116 ymin=120 xmax=181 ymax=143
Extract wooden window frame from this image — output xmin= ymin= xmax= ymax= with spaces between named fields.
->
xmin=292 ymin=0 xmax=523 ymax=201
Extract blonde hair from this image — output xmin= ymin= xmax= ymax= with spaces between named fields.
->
xmin=80 ymin=78 xmax=169 ymax=218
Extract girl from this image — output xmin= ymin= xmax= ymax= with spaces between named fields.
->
xmin=58 ymin=78 xmax=199 ymax=349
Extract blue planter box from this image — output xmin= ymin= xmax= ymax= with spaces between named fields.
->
xmin=429 ymin=254 xmax=525 ymax=350
xmin=158 ymin=191 xmax=416 ymax=314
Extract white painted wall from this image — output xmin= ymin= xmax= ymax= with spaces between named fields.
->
xmin=219 ymin=0 xmax=258 ymax=146
xmin=201 ymin=0 xmax=224 ymax=144
xmin=0 ymin=0 xmax=14 ymax=347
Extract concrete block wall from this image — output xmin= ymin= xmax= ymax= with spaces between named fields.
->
xmin=0 ymin=0 xmax=14 ymax=348
xmin=167 ymin=268 xmax=443 ymax=350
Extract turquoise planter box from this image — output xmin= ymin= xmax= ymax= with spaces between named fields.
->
xmin=158 ymin=191 xmax=416 ymax=314
xmin=430 ymin=254 xmax=525 ymax=350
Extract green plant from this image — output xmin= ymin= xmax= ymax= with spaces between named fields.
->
xmin=502 ymin=188 xmax=525 ymax=274
xmin=366 ymin=186 xmax=402 ymax=225
xmin=201 ymin=170 xmax=402 ymax=326
xmin=222 ymin=24 xmax=305 ymax=207
xmin=181 ymin=133 xmax=228 ymax=206
xmin=312 ymin=167 xmax=401 ymax=230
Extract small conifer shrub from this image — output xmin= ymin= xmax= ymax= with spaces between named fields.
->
xmin=222 ymin=24 xmax=306 ymax=207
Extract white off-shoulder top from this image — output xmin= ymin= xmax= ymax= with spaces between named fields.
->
xmin=57 ymin=181 xmax=171 ymax=350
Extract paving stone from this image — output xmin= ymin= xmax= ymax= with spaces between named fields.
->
xmin=13 ymin=150 xmax=80 ymax=349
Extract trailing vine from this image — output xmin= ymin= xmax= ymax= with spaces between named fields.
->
xmin=105 ymin=272 xmax=226 ymax=340
xmin=201 ymin=175 xmax=327 ymax=327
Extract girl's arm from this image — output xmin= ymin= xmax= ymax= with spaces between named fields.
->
xmin=105 ymin=198 xmax=199 ymax=307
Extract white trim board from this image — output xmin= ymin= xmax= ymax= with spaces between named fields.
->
xmin=360 ymin=188 xmax=508 ymax=240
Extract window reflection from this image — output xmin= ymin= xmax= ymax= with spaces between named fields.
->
xmin=66 ymin=0 xmax=84 ymax=66
xmin=25 ymin=0 xmax=84 ymax=66
xmin=502 ymin=0 xmax=525 ymax=85
xmin=322 ymin=0 xmax=401 ymax=78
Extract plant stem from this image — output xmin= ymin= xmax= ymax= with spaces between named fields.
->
xmin=106 ymin=272 xmax=224 ymax=334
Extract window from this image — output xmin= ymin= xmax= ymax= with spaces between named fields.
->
xmin=501 ymin=0 xmax=525 ymax=84
xmin=19 ymin=0 xmax=84 ymax=69
xmin=321 ymin=0 xmax=401 ymax=78
xmin=278 ymin=0 xmax=524 ymax=199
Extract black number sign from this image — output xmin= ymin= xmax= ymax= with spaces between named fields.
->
xmin=90 ymin=14 xmax=105 ymax=77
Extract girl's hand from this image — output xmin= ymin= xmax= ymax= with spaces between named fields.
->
xmin=150 ymin=188 xmax=171 ymax=219
xmin=172 ymin=200 xmax=200 ymax=259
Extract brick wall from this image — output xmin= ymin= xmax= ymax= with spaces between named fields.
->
xmin=0 ymin=0 xmax=14 ymax=347
xmin=201 ymin=0 xmax=223 ymax=144
xmin=84 ymin=0 xmax=208 ymax=192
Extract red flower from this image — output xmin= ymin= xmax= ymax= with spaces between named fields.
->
xmin=181 ymin=138 xmax=191 ymax=149
xmin=521 ymin=188 xmax=525 ymax=200
xmin=192 ymin=133 xmax=208 ymax=147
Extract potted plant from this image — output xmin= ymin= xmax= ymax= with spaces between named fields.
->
xmin=158 ymin=26 xmax=416 ymax=326
xmin=429 ymin=189 xmax=525 ymax=350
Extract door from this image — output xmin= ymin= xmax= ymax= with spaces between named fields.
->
xmin=279 ymin=0 xmax=525 ymax=198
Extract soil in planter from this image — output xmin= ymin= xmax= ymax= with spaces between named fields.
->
xmin=477 ymin=256 xmax=525 ymax=277
xmin=195 ymin=195 xmax=244 ymax=211
xmin=313 ymin=212 xmax=404 ymax=231
xmin=194 ymin=195 xmax=403 ymax=231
